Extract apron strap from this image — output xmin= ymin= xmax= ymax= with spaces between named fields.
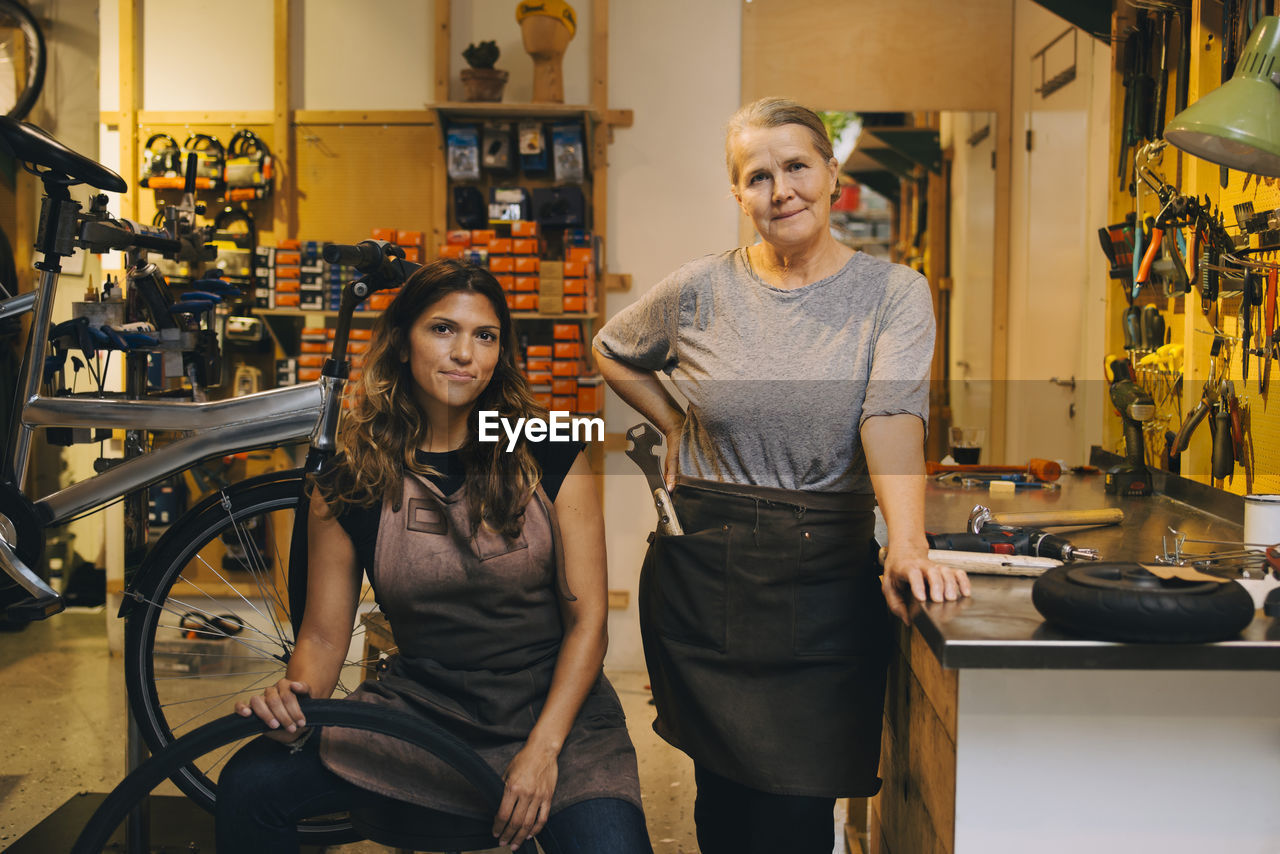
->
xmin=534 ymin=486 xmax=576 ymax=602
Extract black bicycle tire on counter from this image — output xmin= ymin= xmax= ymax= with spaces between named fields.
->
xmin=1031 ymin=563 xmax=1255 ymax=643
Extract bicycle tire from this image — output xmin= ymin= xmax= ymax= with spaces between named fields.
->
xmin=70 ymin=699 xmax=537 ymax=854
xmin=123 ymin=469 xmax=378 ymax=842
xmin=0 ymin=1 xmax=45 ymax=121
xmin=1032 ymin=563 xmax=1256 ymax=643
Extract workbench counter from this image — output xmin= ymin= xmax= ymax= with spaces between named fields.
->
xmin=863 ymin=461 xmax=1280 ymax=854
xmin=915 ymin=470 xmax=1280 ymax=670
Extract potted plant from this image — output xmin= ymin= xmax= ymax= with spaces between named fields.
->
xmin=460 ymin=41 xmax=508 ymax=102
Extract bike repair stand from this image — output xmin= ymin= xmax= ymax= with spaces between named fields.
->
xmin=123 ymin=348 xmax=150 ymax=853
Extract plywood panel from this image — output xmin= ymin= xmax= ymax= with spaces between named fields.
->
xmin=741 ymin=0 xmax=1014 ymax=112
xmin=292 ymin=122 xmax=439 ymax=244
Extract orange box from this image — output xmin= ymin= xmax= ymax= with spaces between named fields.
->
xmin=532 ymin=391 xmax=553 ymax=408
xmin=551 ymin=360 xmax=579 ymax=377
xmin=552 ymin=323 xmax=580 ymax=340
xmin=564 ymin=278 xmax=586 ymax=294
xmin=511 ymin=220 xmax=538 ymax=237
xmin=300 ymin=340 xmax=329 ymax=353
xmin=275 ymin=279 xmax=301 ymax=293
xmin=396 ymin=230 xmax=424 ymax=246
xmin=526 ymin=371 xmax=552 ymax=385
xmin=512 ymin=238 xmax=538 ymax=255
xmin=348 ymin=341 xmax=370 ymax=355
xmin=400 ymin=246 xmax=422 ymax=263
xmin=563 ymin=295 xmax=587 ymax=313
xmin=350 ymin=328 xmax=372 ymax=340
xmin=554 ymin=341 xmax=583 ymax=359
xmin=298 ymin=367 xmax=322 ymax=382
xmin=563 ymin=260 xmax=590 ymax=278
xmin=446 ymin=230 xmax=472 ymax=245
xmin=489 ymin=256 xmax=514 ymax=273
xmin=275 ymin=266 xmax=300 ymax=280
xmin=275 ymin=293 xmax=301 ymax=307
xmin=276 ymin=238 xmax=301 ymax=250
xmin=275 ymin=251 xmax=301 ymax=266
xmin=514 ymin=276 xmax=538 ymax=292
xmin=488 ymin=238 xmax=513 ymax=255
xmin=526 ymin=344 xmax=553 ymax=358
xmin=298 ymin=354 xmax=325 ymax=368
xmin=370 ymin=228 xmax=396 ymax=242
xmin=505 ymin=294 xmax=516 ymax=309
xmin=552 ymin=395 xmax=577 ymax=411
xmin=495 ymin=274 xmax=516 ymax=292
xmin=438 ymin=244 xmax=466 ymax=259
xmin=567 ymin=246 xmax=593 ymax=266
xmin=514 ymin=256 xmax=540 ymax=274
xmin=470 ymin=229 xmax=497 ymax=245
xmin=302 ymin=326 xmax=327 ymax=339
xmin=368 ymin=293 xmax=395 ymax=311
xmin=577 ymin=377 xmax=603 ymax=414
xmin=526 ymin=358 xmax=552 ymax=373
xmin=512 ymin=293 xmax=538 ymax=311
xmin=552 ymin=377 xmax=578 ymax=396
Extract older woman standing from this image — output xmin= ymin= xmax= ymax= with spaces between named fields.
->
xmin=593 ymin=98 xmax=970 ymax=854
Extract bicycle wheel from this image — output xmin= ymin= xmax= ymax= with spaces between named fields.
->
xmin=71 ymin=700 xmax=536 ymax=854
xmin=123 ymin=468 xmax=381 ymax=842
xmin=0 ymin=1 xmax=44 ymax=120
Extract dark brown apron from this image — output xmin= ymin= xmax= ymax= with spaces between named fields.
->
xmin=321 ymin=470 xmax=641 ymax=818
xmin=639 ymin=475 xmax=890 ymax=797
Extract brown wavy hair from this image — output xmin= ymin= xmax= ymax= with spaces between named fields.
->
xmin=312 ymin=259 xmax=543 ymax=539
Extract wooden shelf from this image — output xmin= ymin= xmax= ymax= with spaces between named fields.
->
xmin=433 ymin=102 xmax=600 ymax=120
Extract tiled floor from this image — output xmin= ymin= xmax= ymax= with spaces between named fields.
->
xmin=0 ymin=610 xmax=700 ymax=852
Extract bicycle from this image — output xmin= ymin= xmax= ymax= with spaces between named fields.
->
xmin=0 ymin=113 xmax=418 ymax=843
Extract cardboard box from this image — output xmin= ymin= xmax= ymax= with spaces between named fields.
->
xmin=275 ymin=279 xmax=301 ymax=293
xmin=551 ymin=360 xmax=579 ymax=377
xmin=495 ymin=274 xmax=516 ymax=292
xmin=514 ymin=276 xmax=538 ymax=292
xmin=512 ymin=293 xmax=538 ymax=311
xmin=563 ymin=295 xmax=588 ymax=313
xmin=527 ymin=370 xmax=552 ymax=385
xmin=511 ymin=220 xmax=538 ymax=237
xmin=552 ymin=377 xmax=578 ymax=396
xmin=527 ymin=344 xmax=553 ymax=358
xmin=489 ymin=256 xmax=515 ymax=273
xmin=539 ymin=294 xmax=563 ymax=314
xmin=553 ymin=323 xmax=581 ymax=340
xmin=563 ymin=259 xmax=592 ymax=278
xmin=439 ymin=244 xmax=466 ymax=259
xmin=446 ymin=229 xmax=472 ymax=245
xmin=396 ymin=230 xmax=424 ymax=246
xmin=299 ymin=367 xmax=322 ymax=381
xmin=370 ymin=228 xmax=396 ymax=242
xmin=514 ymin=256 xmax=540 ymax=274
xmin=532 ymin=391 xmax=553 ymax=408
xmin=470 ymin=229 xmax=497 ymax=245
xmin=567 ymin=246 xmax=593 ymax=267
xmin=526 ymin=358 xmax=552 ymax=373
xmin=564 ymin=278 xmax=587 ymax=294
xmin=551 ymin=395 xmax=577 ymax=412
xmin=275 ymin=293 xmax=301 ymax=308
xmin=488 ymin=238 xmax=513 ymax=255
xmin=577 ymin=376 xmax=603 ymax=414
xmin=554 ymin=341 xmax=583 ymax=359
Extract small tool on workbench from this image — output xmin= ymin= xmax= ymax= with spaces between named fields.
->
xmin=966 ymin=504 xmax=1125 ymax=535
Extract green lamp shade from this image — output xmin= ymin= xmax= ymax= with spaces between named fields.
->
xmin=1165 ymin=15 xmax=1280 ymax=177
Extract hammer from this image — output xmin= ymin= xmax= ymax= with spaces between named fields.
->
xmin=926 ymin=458 xmax=1062 ymax=482
xmin=967 ymin=504 xmax=1125 ymax=535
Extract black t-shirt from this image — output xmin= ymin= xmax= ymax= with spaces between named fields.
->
xmin=336 ymin=441 xmax=585 ymax=571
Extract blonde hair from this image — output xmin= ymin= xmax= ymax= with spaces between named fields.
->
xmin=725 ymin=97 xmax=839 ymax=202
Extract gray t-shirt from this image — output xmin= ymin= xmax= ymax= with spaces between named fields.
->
xmin=594 ymin=248 xmax=934 ymax=493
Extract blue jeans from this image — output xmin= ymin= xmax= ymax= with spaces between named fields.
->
xmin=215 ymin=734 xmax=653 ymax=854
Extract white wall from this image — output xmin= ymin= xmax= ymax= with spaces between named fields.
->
xmin=600 ymin=0 xmax=742 ymax=670
xmin=451 ymin=0 xmax=591 ymax=105
xmin=141 ymin=0 xmax=274 ymax=111
xmin=299 ymin=0 xmax=435 ymax=110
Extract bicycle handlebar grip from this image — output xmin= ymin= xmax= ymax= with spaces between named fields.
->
xmin=323 ymin=240 xmax=385 ymax=270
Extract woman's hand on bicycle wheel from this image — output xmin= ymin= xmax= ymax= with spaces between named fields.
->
xmin=235 ymin=678 xmax=311 ymax=743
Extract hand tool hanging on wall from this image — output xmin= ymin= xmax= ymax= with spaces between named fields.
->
xmin=1209 ymin=379 xmax=1235 ymax=483
xmin=1149 ymin=7 xmax=1172 ymax=141
xmin=1242 ymin=270 xmax=1256 ymax=385
xmin=1104 ymin=356 xmax=1155 ymax=496
xmin=1264 ymin=268 xmax=1277 ymax=394
xmin=1171 ymin=336 xmax=1223 ymax=455
xmin=1142 ymin=304 xmax=1165 ymax=351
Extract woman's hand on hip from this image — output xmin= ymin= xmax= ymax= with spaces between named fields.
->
xmin=234 ymin=678 xmax=311 ymax=744
xmin=493 ymin=740 xmax=559 ymax=849
xmin=881 ymin=544 xmax=971 ymax=623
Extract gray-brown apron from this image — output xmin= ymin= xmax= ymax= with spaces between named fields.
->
xmin=639 ymin=475 xmax=890 ymax=798
xmin=320 ymin=470 xmax=641 ymax=818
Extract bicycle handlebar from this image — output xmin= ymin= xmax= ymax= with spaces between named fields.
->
xmin=322 ymin=240 xmax=387 ymax=270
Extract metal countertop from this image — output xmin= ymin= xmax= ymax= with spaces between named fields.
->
xmin=916 ymin=468 xmax=1280 ymax=670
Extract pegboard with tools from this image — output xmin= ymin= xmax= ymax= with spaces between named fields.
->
xmin=1105 ymin=1 xmax=1280 ymax=496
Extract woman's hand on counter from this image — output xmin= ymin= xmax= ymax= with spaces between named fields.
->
xmin=881 ymin=543 xmax=971 ymax=623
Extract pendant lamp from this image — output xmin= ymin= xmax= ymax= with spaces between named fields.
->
xmin=1164 ymin=15 xmax=1280 ymax=177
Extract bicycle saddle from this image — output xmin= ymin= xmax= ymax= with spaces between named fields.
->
xmin=0 ymin=114 xmax=126 ymax=192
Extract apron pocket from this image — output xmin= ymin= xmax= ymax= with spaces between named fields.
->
xmin=793 ymin=531 xmax=886 ymax=657
xmin=653 ymin=525 xmax=731 ymax=652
